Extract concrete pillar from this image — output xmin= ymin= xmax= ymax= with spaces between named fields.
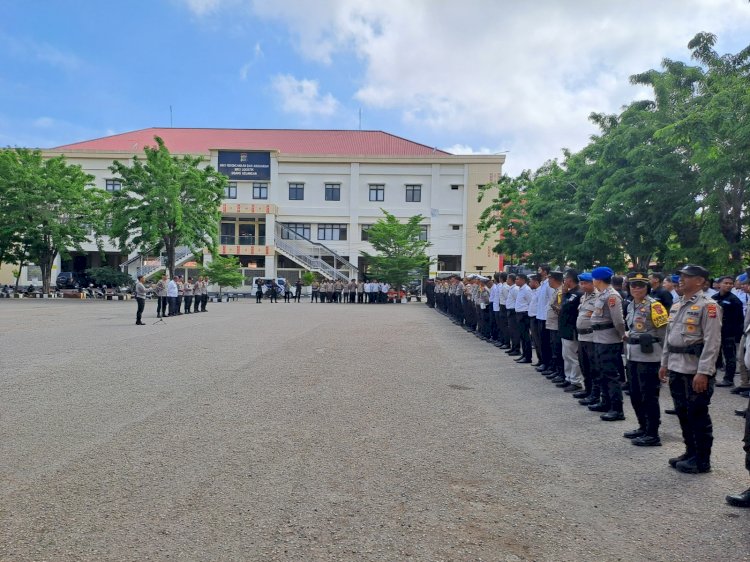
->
xmin=265 ymin=212 xmax=277 ymax=278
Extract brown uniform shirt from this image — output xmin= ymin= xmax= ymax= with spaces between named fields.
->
xmin=591 ymin=286 xmax=626 ymax=344
xmin=661 ymin=293 xmax=722 ymax=375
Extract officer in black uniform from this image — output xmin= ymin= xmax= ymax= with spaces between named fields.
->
xmin=712 ymin=275 xmax=744 ymax=388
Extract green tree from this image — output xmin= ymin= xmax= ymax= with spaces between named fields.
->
xmin=109 ymin=136 xmax=227 ymax=278
xmin=0 ymin=148 xmax=107 ymax=293
xmin=361 ymin=210 xmax=431 ymax=290
xmin=85 ymin=266 xmax=134 ymax=288
xmin=201 ymin=255 xmax=244 ymax=297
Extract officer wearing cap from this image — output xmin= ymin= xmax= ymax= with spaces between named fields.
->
xmin=659 ymin=264 xmax=722 ymax=474
xmin=623 ymin=272 xmax=669 ymax=446
xmin=589 ymin=266 xmax=627 ymax=421
xmin=575 ymin=272 xmax=600 ymax=405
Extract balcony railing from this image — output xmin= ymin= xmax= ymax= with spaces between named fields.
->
xmin=220 ymin=235 xmax=266 ymax=246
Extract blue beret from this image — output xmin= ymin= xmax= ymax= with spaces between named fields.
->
xmin=591 ymin=266 xmax=614 ymax=280
xmin=670 ymin=274 xmax=680 ymax=283
xmin=578 ymin=272 xmax=593 ymax=282
xmin=738 ymin=273 xmax=748 ymax=283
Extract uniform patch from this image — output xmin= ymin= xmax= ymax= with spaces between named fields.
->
xmin=690 ymin=305 xmax=700 ymax=310
xmin=635 ymin=322 xmax=644 ymax=330
xmin=651 ymin=302 xmax=669 ymax=328
xmin=707 ymin=303 xmax=717 ymax=318
xmin=687 ymin=325 xmax=697 ymax=333
xmin=608 ymin=296 xmax=617 ymax=308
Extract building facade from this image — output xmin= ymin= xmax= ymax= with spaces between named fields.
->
xmin=1 ymin=129 xmax=505 ymax=289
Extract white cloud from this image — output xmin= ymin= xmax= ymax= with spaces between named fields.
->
xmin=271 ymin=74 xmax=339 ymax=117
xmin=239 ymin=42 xmax=263 ymax=81
xmin=243 ymin=0 xmax=750 ymax=173
xmin=182 ymin=0 xmax=224 ymax=15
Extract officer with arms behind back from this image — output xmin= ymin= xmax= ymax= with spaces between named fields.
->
xmin=659 ymin=264 xmax=722 ymax=474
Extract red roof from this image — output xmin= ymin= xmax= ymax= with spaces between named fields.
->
xmin=52 ymin=128 xmax=452 ymax=157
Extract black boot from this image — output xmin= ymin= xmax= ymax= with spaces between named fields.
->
xmin=668 ymin=451 xmax=694 ymax=468
xmin=623 ymin=428 xmax=645 ymax=439
xmin=726 ymin=488 xmax=750 ymax=508
xmin=675 ymin=457 xmax=711 ymax=474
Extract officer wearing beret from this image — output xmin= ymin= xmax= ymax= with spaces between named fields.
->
xmin=575 ymin=272 xmax=600 ymax=404
xmin=589 ymin=266 xmax=627 ymax=421
xmin=659 ymin=264 xmax=722 ymax=474
xmin=623 ymin=272 xmax=668 ymax=446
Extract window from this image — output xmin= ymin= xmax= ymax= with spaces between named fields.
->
xmin=220 ymin=222 xmax=236 ymax=245
xmin=282 ymin=223 xmax=311 ymax=240
xmin=325 ymin=183 xmax=341 ymax=201
xmin=369 ymin=184 xmax=384 ymax=202
xmin=105 ymin=179 xmax=121 ymax=192
xmin=253 ymin=182 xmax=268 ymax=200
xmin=451 ymin=224 xmax=461 ymax=230
xmin=361 ymin=225 xmax=371 ymax=241
xmin=289 ymin=183 xmax=305 ymax=200
xmin=451 ymin=184 xmax=462 ymax=190
xmin=405 ymin=184 xmax=422 ymax=202
xmin=419 ymin=225 xmax=428 ymax=241
xmin=318 ymin=223 xmax=348 ymax=241
xmin=224 ymin=182 xmax=237 ymax=199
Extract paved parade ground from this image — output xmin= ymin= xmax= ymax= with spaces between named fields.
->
xmin=1 ymin=299 xmax=748 ymax=561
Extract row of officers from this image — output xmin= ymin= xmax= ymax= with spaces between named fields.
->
xmin=429 ymin=264 xmax=750 ymax=508
xmin=310 ymin=280 xmax=392 ymax=303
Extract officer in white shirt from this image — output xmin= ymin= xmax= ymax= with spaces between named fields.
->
xmin=514 ymin=274 xmax=533 ymax=363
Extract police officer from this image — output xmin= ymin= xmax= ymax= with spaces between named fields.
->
xmin=575 ymin=272 xmax=600 ymax=404
xmin=155 ymin=274 xmax=168 ymax=319
xmin=558 ymin=269 xmax=584 ymax=391
xmin=623 ymin=272 xmax=669 ymax=446
xmin=544 ymin=271 xmax=564 ymax=380
xmin=589 ymin=266 xmax=627 ymax=421
xmin=726 ymin=396 xmax=750 ymax=507
xmin=712 ymin=275 xmax=744 ymax=388
xmin=505 ymin=274 xmax=520 ymax=355
xmin=134 ymin=274 xmax=146 ymax=325
xmin=659 ymin=264 xmax=722 ymax=474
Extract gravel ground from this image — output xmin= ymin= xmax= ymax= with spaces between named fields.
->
xmin=0 ymin=298 xmax=748 ymax=561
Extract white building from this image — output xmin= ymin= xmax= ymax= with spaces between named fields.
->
xmin=3 ymin=128 xmax=506 ymax=289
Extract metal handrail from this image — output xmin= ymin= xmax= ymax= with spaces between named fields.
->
xmin=276 ymin=223 xmax=358 ymax=278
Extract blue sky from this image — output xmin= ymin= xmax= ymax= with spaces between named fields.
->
xmin=2 ymin=0 xmax=749 ymax=174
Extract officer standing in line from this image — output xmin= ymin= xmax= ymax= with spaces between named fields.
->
xmin=528 ymin=274 xmax=543 ymax=365
xmin=497 ymin=272 xmax=510 ymax=348
xmin=536 ymin=265 xmax=553 ymax=372
xmin=184 ymin=276 xmax=194 ymax=313
xmin=155 ymin=274 xmax=168 ymax=319
xmin=712 ymin=275 xmax=744 ymax=388
xmin=513 ymin=273 xmax=533 ymax=363
xmin=726 ymin=390 xmax=750 ymax=507
xmin=544 ymin=271 xmax=564 ymax=380
xmin=659 ymin=264 xmax=722 ymax=474
xmin=589 ymin=266 xmax=627 ymax=421
xmin=558 ymin=269 xmax=584 ymax=392
xmin=505 ymin=274 xmax=520 ymax=355
xmin=575 ymin=272 xmax=600 ymax=404
xmin=623 ymin=272 xmax=669 ymax=446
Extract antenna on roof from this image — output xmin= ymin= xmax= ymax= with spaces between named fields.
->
xmin=170 ymin=105 xmax=173 ymax=128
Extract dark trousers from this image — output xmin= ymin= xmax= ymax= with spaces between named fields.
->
xmin=358 ymin=292 xmax=364 ymax=303
xmin=256 ymin=291 xmax=263 ymax=303
xmin=482 ymin=307 xmax=491 ymax=337
xmin=719 ymin=337 xmax=738 ymax=382
xmin=136 ymin=297 xmax=145 ymax=323
xmin=497 ymin=306 xmax=508 ymax=345
xmin=284 ymin=292 xmax=291 ymax=302
xmin=349 ymin=292 xmax=355 ymax=303
xmin=744 ymin=396 xmax=750 ymax=473
xmin=540 ymin=326 xmax=552 ymax=367
xmin=578 ymin=340 xmax=596 ymax=396
xmin=627 ymin=361 xmax=661 ymax=436
xmin=549 ymin=330 xmax=562 ymax=374
xmin=530 ymin=318 xmax=543 ymax=363
xmin=295 ymin=290 xmax=302 ymax=302
xmin=177 ymin=296 xmax=183 ymax=313
xmin=201 ymin=294 xmax=207 ymax=311
xmin=517 ymin=313 xmax=532 ymax=360
xmin=184 ymin=295 xmax=193 ymax=313
xmin=594 ymin=342 xmax=624 ymax=412
xmin=669 ymin=370 xmax=715 ymax=465
xmin=157 ymin=296 xmax=167 ymax=317
xmin=168 ymin=296 xmax=177 ymax=315
xmin=194 ymin=294 xmax=201 ymax=312
xmin=507 ymin=309 xmax=519 ymax=350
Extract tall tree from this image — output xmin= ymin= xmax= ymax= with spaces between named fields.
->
xmin=0 ymin=148 xmax=106 ymax=293
xmin=361 ymin=210 xmax=431 ymax=290
xmin=201 ymin=255 xmax=244 ymax=297
xmin=109 ymin=136 xmax=227 ymax=278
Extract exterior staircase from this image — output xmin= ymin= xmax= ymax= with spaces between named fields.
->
xmin=121 ymin=246 xmax=194 ymax=279
xmin=275 ymin=223 xmax=358 ymax=281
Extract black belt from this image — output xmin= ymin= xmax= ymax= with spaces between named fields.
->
xmin=577 ymin=327 xmax=594 ymax=335
xmin=667 ymin=343 xmax=704 ymax=355
xmin=591 ymin=322 xmax=615 ymax=331
xmin=625 ymin=335 xmax=661 ymax=344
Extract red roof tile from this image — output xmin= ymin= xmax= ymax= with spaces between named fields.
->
xmin=52 ymin=128 xmax=452 ymax=157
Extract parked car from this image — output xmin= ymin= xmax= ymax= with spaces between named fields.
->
xmin=56 ymin=271 xmax=91 ymax=290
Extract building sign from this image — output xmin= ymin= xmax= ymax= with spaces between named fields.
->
xmin=217 ymin=151 xmax=270 ymax=180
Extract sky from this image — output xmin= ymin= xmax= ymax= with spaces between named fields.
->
xmin=1 ymin=0 xmax=749 ymax=174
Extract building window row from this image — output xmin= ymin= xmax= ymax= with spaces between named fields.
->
xmin=224 ymin=182 xmax=268 ymax=200
xmin=283 ymin=182 xmax=425 ymax=202
xmin=318 ymin=223 xmax=348 ymax=241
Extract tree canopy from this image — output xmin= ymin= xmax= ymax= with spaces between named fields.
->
xmin=478 ymin=32 xmax=750 ymax=275
xmin=0 ymin=148 xmax=107 ymax=293
xmin=361 ymin=210 xmax=431 ymax=289
xmin=109 ymin=136 xmax=227 ymax=278
xmin=201 ymin=255 xmax=244 ymax=296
